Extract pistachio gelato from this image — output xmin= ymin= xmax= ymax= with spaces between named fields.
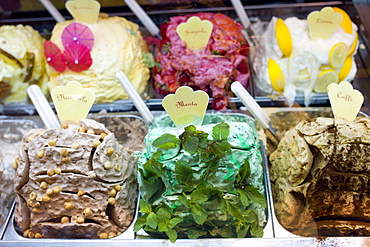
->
xmin=47 ymin=15 xmax=152 ymax=103
xmin=0 ymin=25 xmax=48 ymax=103
xmin=270 ymin=117 xmax=370 ymax=236
xmin=14 ymin=119 xmax=138 ymax=239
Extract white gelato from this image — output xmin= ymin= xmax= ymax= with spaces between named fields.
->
xmin=253 ymin=14 xmax=358 ymax=106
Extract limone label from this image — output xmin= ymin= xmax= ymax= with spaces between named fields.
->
xmin=333 ymin=7 xmax=353 ymax=34
xmin=268 ymin=58 xmax=285 ymax=93
xmin=348 ymin=32 xmax=358 ymax=57
xmin=314 ymin=70 xmax=338 ymax=93
xmin=338 ymin=57 xmax=353 ymax=82
xmin=275 ymin=19 xmax=292 ymax=57
xmin=329 ymin=43 xmax=348 ymax=69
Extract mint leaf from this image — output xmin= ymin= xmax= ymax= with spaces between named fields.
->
xmin=188 ymin=229 xmax=207 ymax=239
xmin=218 ymin=225 xmax=233 ymax=238
xmin=237 ymin=224 xmax=250 ymax=238
xmin=166 ymin=228 xmax=178 ymax=243
xmin=190 ymin=203 xmax=208 ymax=224
xmin=237 ymin=159 xmax=251 ymax=184
xmin=190 ymin=188 xmax=210 ymax=204
xmin=169 ymin=217 xmax=183 ymax=228
xmin=153 ymin=133 xmax=180 ymax=150
xmin=180 ymin=125 xmax=209 ymax=154
xmin=245 ymin=186 xmax=267 ymax=208
xmin=210 ymin=140 xmax=230 ymax=155
xmin=237 ymin=188 xmax=251 ymax=208
xmin=157 ymin=207 xmax=171 ymax=221
xmin=243 ymin=209 xmax=258 ymax=223
xmin=158 ymin=221 xmax=169 ymax=232
xmin=212 ymin=122 xmax=230 ymax=140
xmin=139 ymin=199 xmax=152 ymax=213
xmin=147 ymin=212 xmax=158 ymax=229
xmin=226 ymin=201 xmax=244 ymax=221
xmin=183 ymin=134 xmax=199 ymax=154
xmin=138 ymin=168 xmax=156 ymax=184
xmin=175 ymin=160 xmax=194 ymax=190
xmin=143 ymin=152 xmax=165 ymax=177
xmin=133 ymin=214 xmax=147 ymax=232
xmin=251 ymin=224 xmax=264 ymax=238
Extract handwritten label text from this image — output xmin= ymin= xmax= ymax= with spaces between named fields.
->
xmin=57 ymin=94 xmax=88 ymax=103
xmin=176 ymin=101 xmax=198 ymax=108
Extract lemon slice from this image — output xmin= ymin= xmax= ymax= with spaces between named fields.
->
xmin=333 ymin=7 xmax=353 ymax=34
xmin=268 ymin=58 xmax=285 ymax=93
xmin=275 ymin=18 xmax=292 ymax=57
xmin=329 ymin=43 xmax=348 ymax=69
xmin=314 ymin=70 xmax=339 ymax=93
xmin=338 ymin=57 xmax=353 ymax=81
xmin=348 ymin=32 xmax=358 ymax=57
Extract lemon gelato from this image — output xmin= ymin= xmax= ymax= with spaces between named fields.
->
xmin=253 ymin=8 xmax=358 ymax=106
xmin=0 ymin=25 xmax=48 ymax=103
xmin=47 ymin=15 xmax=152 ymax=103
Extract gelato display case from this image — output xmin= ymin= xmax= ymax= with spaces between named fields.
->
xmin=1 ymin=0 xmax=370 ymax=246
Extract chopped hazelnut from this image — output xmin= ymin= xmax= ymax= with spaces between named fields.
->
xmin=27 ymin=136 xmax=34 ymax=143
xmin=23 ymin=229 xmax=30 ymax=238
xmin=104 ymin=161 xmax=112 ymax=169
xmin=54 ymin=167 xmax=62 ymax=174
xmin=29 ymin=191 xmax=37 ymax=200
xmin=28 ymin=231 xmax=35 ymax=238
xmin=52 ymin=186 xmax=61 ymax=194
xmin=48 ymin=139 xmax=56 ymax=146
xmin=36 ymin=196 xmax=43 ymax=202
xmin=64 ymin=202 xmax=73 ymax=210
xmin=99 ymin=233 xmax=108 ymax=239
xmin=12 ymin=161 xmax=18 ymax=170
xmin=77 ymin=189 xmax=85 ymax=197
xmin=47 ymin=168 xmax=55 ymax=176
xmin=78 ymin=127 xmax=86 ymax=133
xmin=114 ymin=163 xmax=121 ymax=171
xmin=62 ymin=157 xmax=70 ymax=163
xmin=100 ymin=132 xmax=108 ymax=139
xmin=71 ymin=142 xmax=80 ymax=149
xmin=92 ymin=140 xmax=101 ymax=148
xmin=108 ymin=232 xmax=116 ymax=238
xmin=32 ymin=208 xmax=39 ymax=213
xmin=114 ymin=154 xmax=119 ymax=161
xmin=89 ymin=171 xmax=96 ymax=179
xmin=61 ymin=122 xmax=69 ymax=129
xmin=37 ymin=150 xmax=45 ymax=158
xmin=60 ymin=148 xmax=69 ymax=157
xmin=114 ymin=185 xmax=122 ymax=191
xmin=40 ymin=181 xmax=48 ymax=189
xmin=108 ymin=197 xmax=116 ymax=205
xmin=106 ymin=147 xmax=114 ymax=156
xmin=83 ymin=207 xmax=92 ymax=216
xmin=61 ymin=216 xmax=69 ymax=224
xmin=77 ymin=216 xmax=85 ymax=223
xmin=87 ymin=129 xmax=95 ymax=134
xmin=71 ymin=216 xmax=78 ymax=223
xmin=42 ymin=195 xmax=51 ymax=202
xmin=46 ymin=189 xmax=53 ymax=195
xmin=109 ymin=189 xmax=117 ymax=197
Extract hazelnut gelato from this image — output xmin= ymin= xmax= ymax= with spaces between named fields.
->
xmin=14 ymin=119 xmax=138 ymax=238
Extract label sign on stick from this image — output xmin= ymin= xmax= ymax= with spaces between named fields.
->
xmin=66 ymin=0 xmax=101 ymax=24
xmin=51 ymin=81 xmax=95 ymax=125
xmin=162 ymin=86 xmax=209 ymax=127
xmin=327 ymin=81 xmax=363 ymax=122
xmin=308 ymin=7 xmax=343 ymax=39
xmin=176 ymin=16 xmax=213 ymax=51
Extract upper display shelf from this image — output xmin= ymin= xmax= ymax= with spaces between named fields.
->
xmin=0 ymin=0 xmax=369 ymax=115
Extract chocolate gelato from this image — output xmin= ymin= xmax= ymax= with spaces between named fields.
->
xmin=14 ymin=119 xmax=138 ymax=239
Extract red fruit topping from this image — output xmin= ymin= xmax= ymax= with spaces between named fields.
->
xmin=159 ymin=38 xmax=171 ymax=55
xmin=239 ymin=42 xmax=250 ymax=57
xmin=236 ymin=60 xmax=249 ymax=74
xmin=160 ymin=21 xmax=170 ymax=39
xmin=177 ymin=70 xmax=191 ymax=85
xmin=212 ymin=95 xmax=228 ymax=110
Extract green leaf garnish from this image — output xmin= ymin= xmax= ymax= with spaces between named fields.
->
xmin=153 ymin=133 xmax=180 ymax=150
xmin=245 ymin=186 xmax=267 ymax=208
xmin=212 ymin=122 xmax=230 ymax=140
xmin=147 ymin=212 xmax=158 ymax=229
